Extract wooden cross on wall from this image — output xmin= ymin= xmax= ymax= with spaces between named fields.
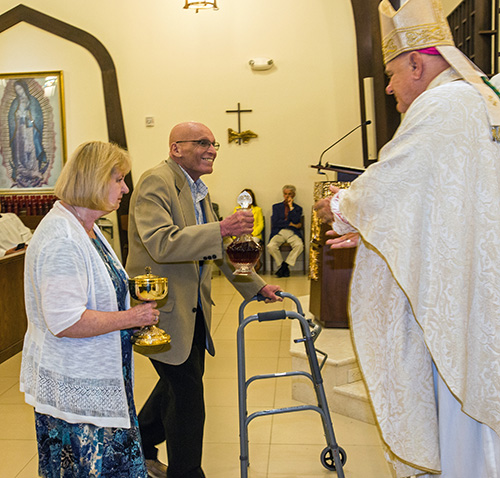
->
xmin=226 ymin=102 xmax=258 ymax=145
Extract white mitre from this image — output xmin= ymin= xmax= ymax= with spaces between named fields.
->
xmin=379 ymin=0 xmax=500 ymax=136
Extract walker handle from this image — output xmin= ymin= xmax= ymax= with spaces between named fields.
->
xmin=257 ymin=310 xmax=287 ymax=321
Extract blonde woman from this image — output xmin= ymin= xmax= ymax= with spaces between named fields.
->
xmin=20 ymin=141 xmax=159 ymax=477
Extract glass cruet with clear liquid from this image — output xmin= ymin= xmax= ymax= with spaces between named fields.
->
xmin=226 ymin=191 xmax=262 ymax=275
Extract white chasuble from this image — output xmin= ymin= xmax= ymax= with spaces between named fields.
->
xmin=340 ymin=69 xmax=500 ymax=477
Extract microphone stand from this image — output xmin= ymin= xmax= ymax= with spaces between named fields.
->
xmin=312 ymin=120 xmax=371 ymax=172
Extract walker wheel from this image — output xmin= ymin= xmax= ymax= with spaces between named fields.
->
xmin=320 ymin=446 xmax=347 ymax=471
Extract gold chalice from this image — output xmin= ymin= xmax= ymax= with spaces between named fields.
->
xmin=128 ymin=267 xmax=171 ymax=346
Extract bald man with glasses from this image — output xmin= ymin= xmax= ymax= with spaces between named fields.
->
xmin=127 ymin=121 xmax=281 ymax=478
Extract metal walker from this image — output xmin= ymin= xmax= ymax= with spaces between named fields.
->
xmin=237 ymin=291 xmax=347 ymax=477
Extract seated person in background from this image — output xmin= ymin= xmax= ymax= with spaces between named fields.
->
xmin=267 ymin=184 xmax=303 ymax=277
xmin=0 ymin=207 xmax=32 ymax=256
xmin=233 ymin=188 xmax=264 ymax=271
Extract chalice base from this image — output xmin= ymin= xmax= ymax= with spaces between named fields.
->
xmin=232 ymin=263 xmax=255 ymax=275
xmin=131 ymin=325 xmax=171 ymax=346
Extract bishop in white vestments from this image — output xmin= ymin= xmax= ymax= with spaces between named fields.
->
xmin=315 ymin=0 xmax=500 ymax=476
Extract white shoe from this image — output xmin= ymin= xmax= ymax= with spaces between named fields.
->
xmin=145 ymin=459 xmax=168 ymax=478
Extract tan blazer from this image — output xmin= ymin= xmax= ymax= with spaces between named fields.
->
xmin=126 ymin=158 xmax=265 ymax=365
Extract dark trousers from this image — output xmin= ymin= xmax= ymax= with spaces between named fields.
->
xmin=139 ymin=307 xmax=206 ymax=478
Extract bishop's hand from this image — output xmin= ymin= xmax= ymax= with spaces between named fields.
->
xmin=325 ymin=231 xmax=360 ymax=249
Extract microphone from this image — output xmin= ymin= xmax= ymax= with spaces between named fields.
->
xmin=315 ymin=120 xmax=372 ymax=168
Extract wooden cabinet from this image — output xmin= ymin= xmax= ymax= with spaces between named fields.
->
xmin=19 ymin=214 xmax=44 ymax=230
xmin=309 ymin=223 xmax=355 ymax=328
xmin=0 ymin=251 xmax=28 ymax=363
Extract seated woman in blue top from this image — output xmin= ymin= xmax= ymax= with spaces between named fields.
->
xmin=20 ymin=141 xmax=160 ymax=478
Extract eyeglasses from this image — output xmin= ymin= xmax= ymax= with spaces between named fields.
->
xmin=175 ymin=139 xmax=220 ymax=151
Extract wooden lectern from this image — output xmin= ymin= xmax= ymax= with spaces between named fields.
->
xmin=308 ymin=180 xmax=357 ymax=328
xmin=309 ymin=223 xmax=355 ymax=328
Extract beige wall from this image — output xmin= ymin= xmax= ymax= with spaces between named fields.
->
xmin=441 ymin=0 xmax=462 ymax=15
xmin=0 ymin=0 xmax=363 ymax=259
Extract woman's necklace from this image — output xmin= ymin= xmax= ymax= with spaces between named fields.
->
xmin=68 ymin=204 xmax=95 ymax=237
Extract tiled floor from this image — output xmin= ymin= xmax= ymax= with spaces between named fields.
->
xmin=0 ymin=273 xmax=393 ymax=477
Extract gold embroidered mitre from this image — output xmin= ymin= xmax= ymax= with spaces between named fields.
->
xmin=379 ymin=0 xmax=454 ymax=65
xmin=379 ymin=0 xmax=500 ymax=131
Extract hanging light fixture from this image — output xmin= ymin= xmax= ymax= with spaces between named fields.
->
xmin=183 ymin=1 xmax=218 ymax=13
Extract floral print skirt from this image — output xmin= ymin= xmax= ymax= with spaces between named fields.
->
xmin=35 ymin=330 xmax=147 ymax=478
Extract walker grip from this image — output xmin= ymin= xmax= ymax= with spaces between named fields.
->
xmin=257 ymin=310 xmax=287 ymax=321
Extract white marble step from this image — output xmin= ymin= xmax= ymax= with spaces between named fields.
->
xmin=289 ymin=297 xmax=376 ymax=425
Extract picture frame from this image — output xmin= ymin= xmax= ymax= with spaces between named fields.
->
xmin=0 ymin=71 xmax=67 ymax=194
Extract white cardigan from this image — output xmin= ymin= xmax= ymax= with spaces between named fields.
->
xmin=20 ymin=201 xmax=132 ymax=428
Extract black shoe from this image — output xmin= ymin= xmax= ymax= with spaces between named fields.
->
xmin=276 ymin=261 xmax=290 ymax=278
xmin=145 ymin=459 xmax=167 ymax=478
